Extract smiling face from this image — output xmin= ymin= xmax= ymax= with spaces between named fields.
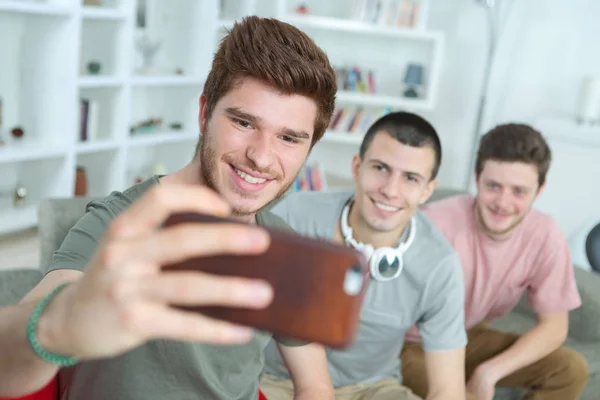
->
xmin=475 ymin=159 xmax=544 ymax=239
xmin=199 ymin=77 xmax=316 ymax=219
xmin=351 ymin=131 xmax=437 ymax=245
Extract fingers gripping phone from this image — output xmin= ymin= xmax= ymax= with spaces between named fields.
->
xmin=161 ymin=212 xmax=370 ymax=349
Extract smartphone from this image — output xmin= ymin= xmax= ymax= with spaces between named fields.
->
xmin=161 ymin=212 xmax=370 ymax=349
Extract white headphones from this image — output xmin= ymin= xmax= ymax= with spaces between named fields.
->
xmin=341 ymin=199 xmax=416 ymax=282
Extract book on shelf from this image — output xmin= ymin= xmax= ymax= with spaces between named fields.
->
xmin=329 ymin=106 xmax=391 ymax=134
xmin=291 ymin=162 xmax=327 ymax=192
xmin=79 ymin=98 xmax=99 ymax=142
xmin=352 ymin=0 xmax=423 ymax=29
xmin=336 ymin=65 xmax=376 ymax=94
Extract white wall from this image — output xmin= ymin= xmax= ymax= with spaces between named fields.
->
xmin=410 ymin=0 xmax=600 ymax=237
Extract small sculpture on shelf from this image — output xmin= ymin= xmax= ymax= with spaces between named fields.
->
xmin=295 ymin=3 xmax=309 ymax=15
xmin=130 ymin=118 xmax=163 ymax=135
xmin=0 ymin=96 xmax=5 ymax=147
xmin=0 ymin=98 xmax=25 ymax=146
xmin=11 ymin=126 xmax=24 ymax=139
xmin=14 ymin=182 xmax=27 ymax=208
xmin=136 ymin=34 xmax=161 ymax=75
xmin=152 ymin=161 xmax=168 ymax=176
xmin=86 ymin=61 xmax=102 ymax=75
xmin=169 ymin=122 xmax=183 ymax=131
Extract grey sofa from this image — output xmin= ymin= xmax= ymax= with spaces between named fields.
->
xmin=2 ymin=190 xmax=599 ymax=399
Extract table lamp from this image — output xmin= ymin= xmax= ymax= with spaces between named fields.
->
xmin=403 ymin=63 xmax=424 ymax=98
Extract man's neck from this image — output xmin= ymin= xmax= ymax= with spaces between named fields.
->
xmin=345 ymin=201 xmax=410 ymax=248
xmin=233 ymin=211 xmax=258 ymax=224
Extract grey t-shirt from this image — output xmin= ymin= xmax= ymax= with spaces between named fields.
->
xmin=262 ymin=190 xmax=467 ymax=387
xmin=46 ymin=176 xmax=304 ymax=400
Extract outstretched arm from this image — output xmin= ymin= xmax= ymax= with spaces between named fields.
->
xmin=424 ymin=347 xmax=466 ymax=399
xmin=469 ymin=221 xmax=581 ymax=398
xmin=0 ymin=270 xmax=81 ymax=396
xmin=278 ymin=342 xmax=334 ymax=400
xmin=468 ymin=311 xmax=568 ymax=396
xmin=0 ymin=185 xmax=274 ymax=397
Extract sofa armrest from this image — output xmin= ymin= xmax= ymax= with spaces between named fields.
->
xmin=568 ymin=267 xmax=600 ymax=342
xmin=510 ymin=267 xmax=600 ymax=342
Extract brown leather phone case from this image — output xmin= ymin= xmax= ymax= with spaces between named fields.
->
xmin=161 ymin=212 xmax=370 ymax=349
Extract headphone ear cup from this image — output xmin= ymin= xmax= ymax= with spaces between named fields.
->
xmin=370 ymin=247 xmax=404 ymax=281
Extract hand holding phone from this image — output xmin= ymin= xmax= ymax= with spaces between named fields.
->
xmin=162 ymin=212 xmax=370 ymax=349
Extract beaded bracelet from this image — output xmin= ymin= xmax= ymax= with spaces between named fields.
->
xmin=27 ymin=282 xmax=79 ymax=366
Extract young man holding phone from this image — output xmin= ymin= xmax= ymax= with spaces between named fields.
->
xmin=0 ymin=17 xmax=337 ymax=399
xmin=401 ymin=124 xmax=589 ymax=400
xmin=260 ymin=112 xmax=467 ymax=400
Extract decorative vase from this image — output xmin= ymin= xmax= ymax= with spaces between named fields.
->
xmin=74 ymin=166 xmax=88 ymax=197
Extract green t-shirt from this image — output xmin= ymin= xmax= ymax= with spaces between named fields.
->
xmin=47 ymin=176 xmax=303 ymax=400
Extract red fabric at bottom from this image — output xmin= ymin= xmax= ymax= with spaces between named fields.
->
xmin=1 ymin=377 xmax=263 ymax=400
xmin=0 ymin=377 xmax=58 ymax=400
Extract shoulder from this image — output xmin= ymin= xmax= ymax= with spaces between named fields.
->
xmin=525 ymin=209 xmax=565 ymax=238
xmin=422 ymin=193 xmax=474 ymax=218
xmin=76 ymin=176 xmax=161 ymax=235
xmin=521 ymin=209 xmax=568 ymax=251
xmin=45 ymin=177 xmax=161 ymax=274
xmin=273 ymin=190 xmax=352 ymax=211
xmin=270 ymin=190 xmax=352 ymax=221
xmin=86 ymin=175 xmax=160 ymax=218
xmin=414 ymin=211 xmax=459 ymax=255
xmin=267 ymin=190 xmax=352 ymax=238
xmin=420 ymin=194 xmax=475 ymax=238
xmin=413 ymin=211 xmax=464 ymax=274
xmin=256 ymin=209 xmax=294 ymax=232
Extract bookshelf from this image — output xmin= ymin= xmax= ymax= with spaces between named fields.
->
xmin=0 ymin=0 xmax=443 ymax=235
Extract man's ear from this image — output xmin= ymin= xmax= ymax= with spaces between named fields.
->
xmin=419 ymin=178 xmax=438 ymax=205
xmin=199 ymin=95 xmax=208 ymax=133
xmin=535 ymin=182 xmax=546 ymax=200
xmin=351 ymin=154 xmax=361 ymax=183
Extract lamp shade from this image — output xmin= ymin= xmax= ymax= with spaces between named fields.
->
xmin=404 ymin=63 xmax=424 ymax=85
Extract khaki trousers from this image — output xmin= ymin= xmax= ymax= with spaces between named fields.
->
xmin=260 ymin=373 xmax=422 ymax=400
xmin=400 ymin=322 xmax=589 ymax=400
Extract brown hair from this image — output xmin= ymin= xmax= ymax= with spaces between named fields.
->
xmin=475 ymin=123 xmax=552 ymax=186
xmin=199 ymin=16 xmax=337 ymax=149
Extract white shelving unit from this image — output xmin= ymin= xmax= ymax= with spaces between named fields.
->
xmin=535 ymin=117 xmax=600 ymax=148
xmin=0 ymin=0 xmax=444 ymax=235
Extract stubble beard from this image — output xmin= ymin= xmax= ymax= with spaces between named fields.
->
xmin=199 ymin=134 xmax=295 ymax=218
xmin=475 ymin=202 xmax=525 ymax=239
